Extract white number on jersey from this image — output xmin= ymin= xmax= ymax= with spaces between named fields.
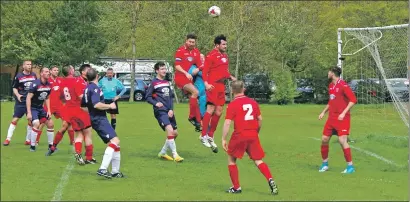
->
xmin=242 ymin=104 xmax=254 ymax=120
xmin=84 ymin=88 xmax=88 ymax=103
xmin=63 ymin=87 xmax=71 ymax=101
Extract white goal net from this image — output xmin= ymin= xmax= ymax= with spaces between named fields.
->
xmin=337 ymin=24 xmax=408 ymax=137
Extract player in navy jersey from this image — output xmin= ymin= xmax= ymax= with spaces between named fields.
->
xmin=26 ymin=67 xmax=54 ymax=152
xmin=4 ymin=60 xmax=37 ymax=146
xmin=82 ymin=68 xmax=124 ymax=178
xmin=145 ymin=62 xmax=184 ymax=162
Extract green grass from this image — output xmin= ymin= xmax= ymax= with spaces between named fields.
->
xmin=1 ymin=102 xmax=408 ymax=201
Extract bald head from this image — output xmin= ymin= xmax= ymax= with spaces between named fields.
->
xmin=231 ymin=80 xmax=245 ymax=95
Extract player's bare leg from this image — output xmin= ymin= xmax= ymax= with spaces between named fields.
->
xmin=4 ymin=117 xmax=20 ymax=146
xmin=207 ymin=105 xmax=223 ymax=153
xmin=183 ymin=83 xmax=202 ymax=132
xmin=73 ymin=131 xmax=86 ymax=165
xmin=254 ymin=160 xmax=278 ymax=195
xmin=200 ymin=104 xmax=215 ymax=148
xmin=226 ymin=155 xmax=242 ymax=194
xmin=319 ymin=135 xmax=331 ymax=172
xmin=82 ymin=128 xmax=96 ymax=164
xmin=97 ymin=137 xmax=122 ymax=179
xmin=338 ymin=135 xmax=355 ymax=173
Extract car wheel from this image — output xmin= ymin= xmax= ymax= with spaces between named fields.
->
xmin=134 ymin=91 xmax=144 ymax=101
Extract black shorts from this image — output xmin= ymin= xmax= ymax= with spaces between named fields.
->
xmin=104 ymin=99 xmax=119 ymax=114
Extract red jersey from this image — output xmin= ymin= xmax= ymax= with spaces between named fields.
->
xmin=328 ymin=79 xmax=357 ymax=117
xmin=225 ymin=95 xmax=261 ymax=136
xmin=203 ymin=49 xmax=231 ymax=84
xmin=174 ymin=45 xmax=202 ymax=76
xmin=61 ymin=76 xmax=87 ymax=108
xmin=48 ymin=76 xmax=63 ymax=109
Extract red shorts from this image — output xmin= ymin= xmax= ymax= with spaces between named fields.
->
xmin=64 ymin=107 xmax=91 ymax=131
xmin=323 ymin=117 xmax=351 ymax=136
xmin=174 ymin=74 xmax=192 ymax=89
xmin=227 ymin=132 xmax=265 ymax=160
xmin=206 ymin=83 xmax=225 ymax=106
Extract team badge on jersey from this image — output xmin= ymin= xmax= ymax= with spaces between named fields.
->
xmin=187 ymin=57 xmax=193 ymax=62
xmin=330 ymin=94 xmax=336 ymax=100
xmin=221 ymin=58 xmax=227 ymax=63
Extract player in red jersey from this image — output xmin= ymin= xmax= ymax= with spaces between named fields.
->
xmin=318 ymin=66 xmax=357 ymax=174
xmin=221 ymin=80 xmax=278 ymax=195
xmin=49 ymin=64 xmax=95 ymax=164
xmin=38 ymin=66 xmax=75 ymax=145
xmin=174 ymin=33 xmax=203 ymax=132
xmin=201 ymin=34 xmax=236 ymax=152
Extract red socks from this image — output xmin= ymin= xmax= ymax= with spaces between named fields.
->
xmin=189 ymin=98 xmax=201 ymax=123
xmin=321 ymin=144 xmax=329 ymax=161
xmin=228 ymin=164 xmax=240 ymax=189
xmin=85 ymin=145 xmax=94 ymax=160
xmin=36 ymin=131 xmax=42 ymax=143
xmin=74 ymin=142 xmax=82 ymax=154
xmin=53 ymin=131 xmax=64 ymax=146
xmin=257 ymin=163 xmax=273 ymax=181
xmin=68 ymin=130 xmax=74 ymax=143
xmin=208 ymin=114 xmax=221 ymax=138
xmin=343 ymin=148 xmax=352 ymax=163
xmin=201 ymin=112 xmax=212 ymax=137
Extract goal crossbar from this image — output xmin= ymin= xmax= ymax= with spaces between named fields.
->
xmin=338 ymin=24 xmax=408 ymax=32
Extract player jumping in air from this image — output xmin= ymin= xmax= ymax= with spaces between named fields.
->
xmin=188 ymin=54 xmax=207 ymax=118
xmin=222 ymin=80 xmax=278 ymax=195
xmin=318 ymin=66 xmax=357 ymax=174
xmin=202 ymin=34 xmax=236 ymax=153
xmin=146 ymin=62 xmax=184 ymax=162
xmin=82 ymin=68 xmax=124 ymax=178
xmin=26 ymin=67 xmax=54 ymax=152
xmin=174 ymin=33 xmax=203 ymax=132
xmin=4 ymin=60 xmax=37 ymax=146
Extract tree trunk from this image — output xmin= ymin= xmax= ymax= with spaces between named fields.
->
xmin=129 ymin=2 xmax=137 ymax=102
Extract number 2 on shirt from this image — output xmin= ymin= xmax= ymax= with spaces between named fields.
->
xmin=243 ymin=104 xmax=254 ymax=120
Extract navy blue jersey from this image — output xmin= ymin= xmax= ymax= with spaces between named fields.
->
xmin=145 ymin=78 xmax=174 ymax=112
xmin=28 ymin=79 xmax=51 ymax=108
xmin=83 ymin=82 xmax=106 ymax=118
xmin=12 ymin=72 xmax=37 ymax=103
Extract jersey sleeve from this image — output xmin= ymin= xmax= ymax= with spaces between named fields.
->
xmin=145 ymin=82 xmax=157 ymax=106
xmin=74 ymin=80 xmax=86 ymax=98
xmin=174 ymin=48 xmax=184 ymax=66
xmin=195 ymin=49 xmax=203 ymax=69
xmin=90 ymin=88 xmax=101 ymax=106
xmin=98 ymin=78 xmax=103 ymax=88
xmin=342 ymin=84 xmax=357 ymax=103
xmin=12 ymin=75 xmax=19 ymax=89
xmin=202 ymin=54 xmax=212 ymax=83
xmin=254 ymin=102 xmax=261 ymax=117
xmin=225 ymin=103 xmax=235 ymax=120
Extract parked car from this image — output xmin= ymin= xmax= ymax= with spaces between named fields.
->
xmin=294 ymin=78 xmax=315 ymax=103
xmin=117 ymin=74 xmax=149 ymax=101
xmin=243 ymin=73 xmax=273 ymax=102
xmin=385 ymin=78 xmax=409 ymax=102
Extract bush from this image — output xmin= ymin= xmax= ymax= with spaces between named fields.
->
xmin=271 ymin=69 xmax=299 ymax=105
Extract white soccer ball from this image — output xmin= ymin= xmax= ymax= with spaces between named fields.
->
xmin=208 ymin=6 xmax=221 ymax=17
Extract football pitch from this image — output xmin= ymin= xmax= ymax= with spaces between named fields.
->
xmin=1 ymin=102 xmax=408 ymax=201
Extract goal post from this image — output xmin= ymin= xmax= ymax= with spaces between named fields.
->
xmin=336 ymin=24 xmax=409 ymax=137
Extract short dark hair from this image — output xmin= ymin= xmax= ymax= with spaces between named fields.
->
xmin=329 ymin=66 xmax=342 ymax=77
xmin=86 ymin=68 xmax=98 ymax=81
xmin=107 ymin=67 xmax=113 ymax=71
xmin=154 ymin=62 xmax=166 ymax=71
xmin=186 ymin=33 xmax=197 ymax=40
xmin=214 ymin=34 xmax=227 ymax=45
xmin=40 ymin=67 xmax=49 ymax=73
xmin=50 ymin=65 xmax=59 ymax=70
xmin=79 ymin=64 xmax=91 ymax=73
xmin=62 ymin=65 xmax=73 ymax=77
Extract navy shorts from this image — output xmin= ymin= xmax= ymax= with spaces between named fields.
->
xmin=91 ymin=117 xmax=117 ymax=144
xmin=31 ymin=107 xmax=49 ymax=123
xmin=13 ymin=103 xmax=27 ymax=118
xmin=155 ymin=111 xmax=177 ymax=131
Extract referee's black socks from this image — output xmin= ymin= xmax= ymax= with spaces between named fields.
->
xmin=111 ymin=118 xmax=117 ymax=130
